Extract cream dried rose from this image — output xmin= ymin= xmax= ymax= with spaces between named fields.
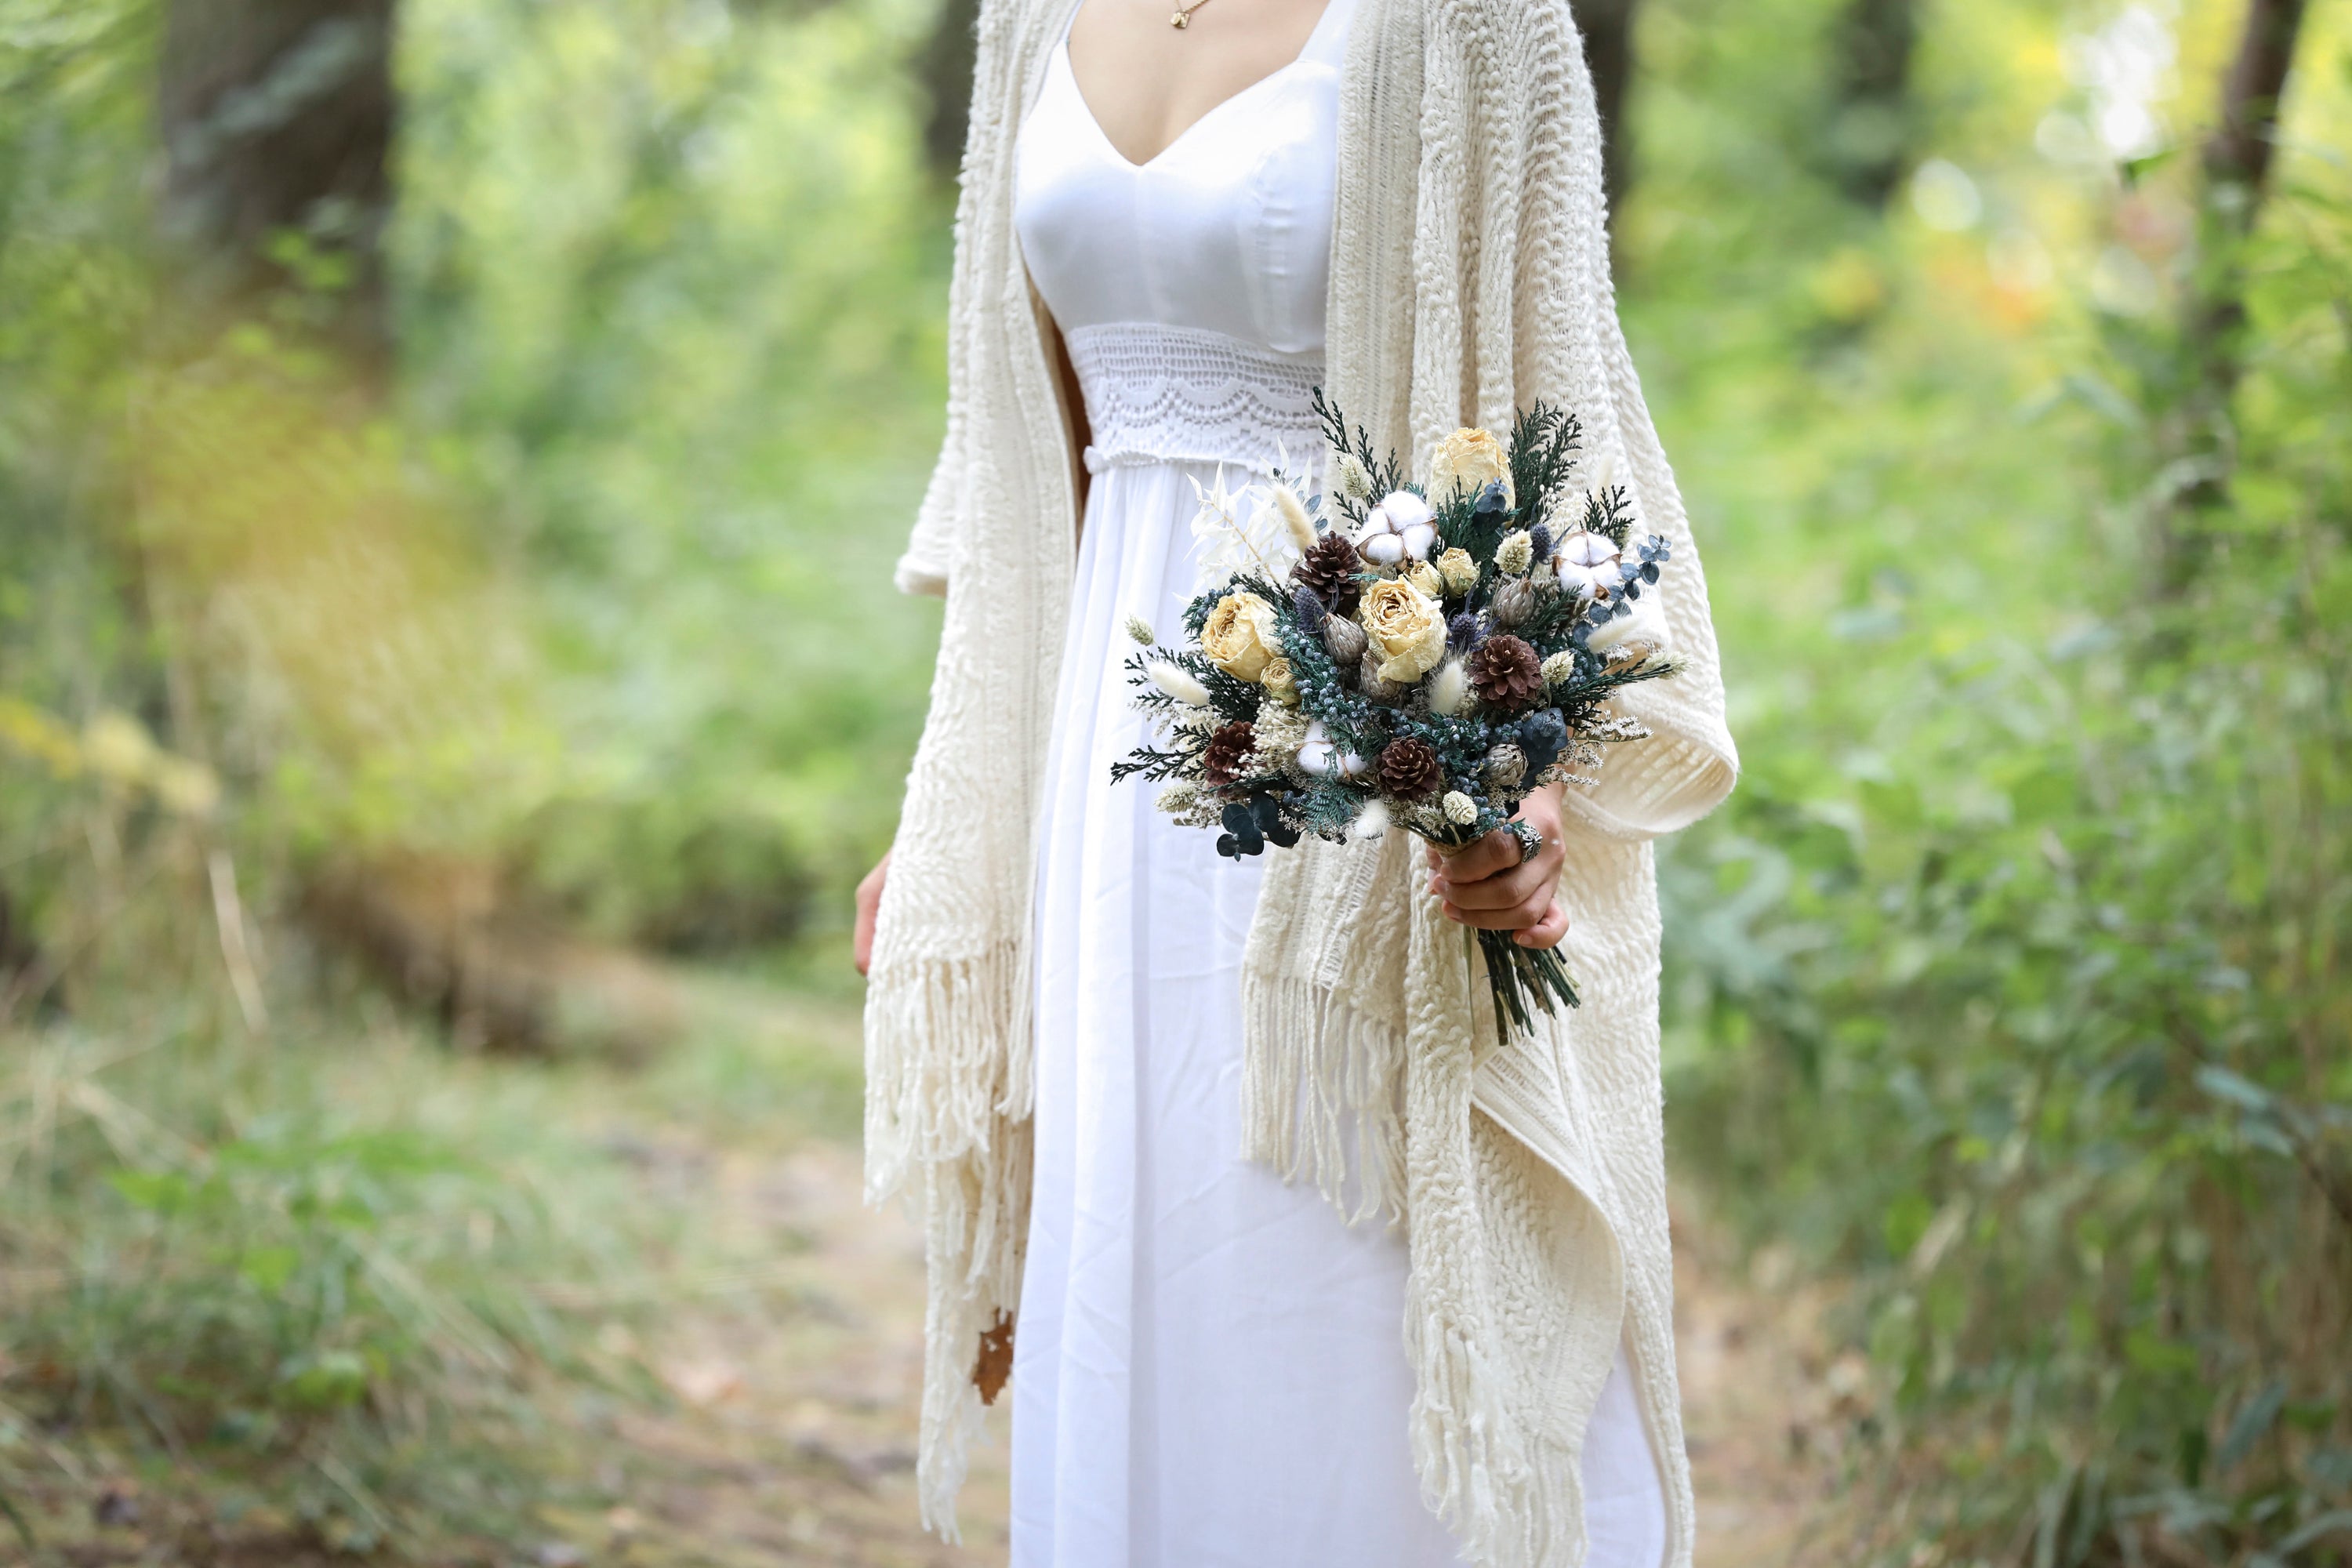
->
xmin=1403 ymin=560 xmax=1446 ymax=599
xmin=1201 ymin=591 xmax=1281 ymax=681
xmin=1428 ymin=426 xmax=1514 ymax=509
xmin=1357 ymin=576 xmax=1448 ymax=684
xmin=1261 ymin=656 xmax=1300 ymax=704
xmin=1436 ymin=547 xmax=1479 ymax=593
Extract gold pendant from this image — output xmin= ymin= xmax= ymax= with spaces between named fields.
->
xmin=1171 ymin=9 xmax=1189 ymax=25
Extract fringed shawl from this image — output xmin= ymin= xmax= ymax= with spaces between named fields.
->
xmin=866 ymin=2 xmax=1738 ymax=1561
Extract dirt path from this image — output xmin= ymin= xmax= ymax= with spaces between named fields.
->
xmin=586 ymin=988 xmax=1849 ymax=1566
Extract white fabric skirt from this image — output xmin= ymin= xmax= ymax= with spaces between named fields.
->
xmin=1013 ymin=456 xmax=1667 ymax=1568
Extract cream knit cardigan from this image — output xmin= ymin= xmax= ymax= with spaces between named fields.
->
xmin=866 ymin=0 xmax=1740 ymax=1562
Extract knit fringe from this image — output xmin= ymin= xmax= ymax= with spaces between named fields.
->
xmin=1239 ymin=971 xmax=1409 ymax=1224
xmin=913 ymin=1114 xmax=1032 ymax=1541
xmin=1397 ymin=884 xmax=1588 ymax=1568
xmin=1403 ymin=1305 xmax=1580 ymax=1568
xmin=862 ymin=943 xmax=1032 ymax=1204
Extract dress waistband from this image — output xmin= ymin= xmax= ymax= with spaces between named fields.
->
xmin=1065 ymin=322 xmax=1324 ymax=478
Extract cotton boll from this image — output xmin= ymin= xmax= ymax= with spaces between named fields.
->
xmin=1337 ymin=750 xmax=1370 ymax=782
xmin=1377 ymin=491 xmax=1435 ymax=532
xmin=1295 ymin=741 xmax=1334 ymax=778
xmin=1400 ymin=521 xmax=1438 ymax=561
xmin=1148 ymin=660 xmax=1212 ymax=706
xmin=1359 ymin=532 xmax=1406 ymax=566
xmin=1353 ymin=798 xmax=1391 ymax=839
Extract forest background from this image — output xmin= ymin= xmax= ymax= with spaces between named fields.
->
xmin=0 ymin=0 xmax=2347 ymax=1563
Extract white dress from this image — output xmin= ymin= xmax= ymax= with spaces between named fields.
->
xmin=1012 ymin=5 xmax=1668 ymax=1563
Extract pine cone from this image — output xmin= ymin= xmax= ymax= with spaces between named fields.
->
xmin=1292 ymin=532 xmax=1363 ymax=617
xmin=1376 ymin=738 xmax=1444 ymax=800
xmin=1201 ymin=721 xmax=1257 ymax=787
xmin=1465 ymin=633 xmax=1544 ymax=713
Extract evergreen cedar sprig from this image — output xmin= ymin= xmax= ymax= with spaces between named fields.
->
xmin=1310 ymin=387 xmax=1408 ymax=528
xmin=1582 ymin=482 xmax=1639 ymax=548
xmin=1506 ymin=403 xmax=1585 ymax=530
xmin=1108 ymin=742 xmax=1207 ymax=786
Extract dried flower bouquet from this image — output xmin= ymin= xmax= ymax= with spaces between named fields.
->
xmin=1112 ymin=394 xmax=1681 ymax=1039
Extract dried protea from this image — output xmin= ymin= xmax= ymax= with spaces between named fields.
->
xmin=1202 ymin=721 xmax=1257 ymax=787
xmin=1488 ymin=578 xmax=1536 ymax=628
xmin=1375 ymin=738 xmax=1444 ymax=800
xmin=1486 ymin=742 xmax=1527 ymax=789
xmin=1294 ymin=532 xmax=1363 ymax=617
xmin=1358 ymin=649 xmax=1409 ymax=703
xmin=1322 ymin=613 xmax=1368 ymax=668
xmin=1465 ymin=633 xmax=1544 ymax=712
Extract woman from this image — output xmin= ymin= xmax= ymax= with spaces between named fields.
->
xmin=855 ymin=0 xmax=1737 ymax=1563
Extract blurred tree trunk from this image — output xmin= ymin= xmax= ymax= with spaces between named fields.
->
xmin=2185 ymin=0 xmax=2307 ymax=393
xmin=916 ymin=0 xmax=980 ymax=184
xmin=2152 ymin=0 xmax=2310 ymax=590
xmin=156 ymin=0 xmax=397 ymax=360
xmin=1824 ymin=0 xmax=1917 ymax=208
xmin=1580 ymin=0 xmax=1640 ymax=218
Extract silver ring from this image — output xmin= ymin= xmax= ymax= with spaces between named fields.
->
xmin=1511 ymin=821 xmax=1542 ymax=864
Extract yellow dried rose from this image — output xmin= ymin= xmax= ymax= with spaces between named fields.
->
xmin=1428 ymin=426 xmax=1514 ymax=509
xmin=1201 ymin=591 xmax=1281 ymax=681
xmin=1261 ymin=657 xmax=1299 ymax=704
xmin=1357 ymin=577 xmax=1448 ymax=684
xmin=1403 ymin=560 xmax=1446 ymax=599
xmin=1436 ymin=547 xmax=1479 ymax=593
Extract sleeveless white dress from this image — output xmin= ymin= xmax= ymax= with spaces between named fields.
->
xmin=1012 ymin=6 xmax=1668 ymax=1563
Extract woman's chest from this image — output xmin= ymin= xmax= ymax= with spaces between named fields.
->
xmin=1011 ymin=44 xmax=1341 ymax=352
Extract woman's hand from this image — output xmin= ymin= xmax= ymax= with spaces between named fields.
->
xmin=854 ymin=851 xmax=891 ymax=977
xmin=1425 ymin=785 xmax=1570 ymax=949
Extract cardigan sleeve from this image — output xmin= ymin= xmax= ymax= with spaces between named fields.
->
xmin=895 ymin=400 xmax=961 ymax=598
xmin=1504 ymin=0 xmax=1738 ymax=843
xmin=1554 ymin=300 xmax=1740 ymax=842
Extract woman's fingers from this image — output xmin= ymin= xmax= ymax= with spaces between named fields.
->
xmin=1436 ymin=859 xmax=1546 ymax=913
xmin=1432 ymin=828 xmax=1519 ymax=883
xmin=1512 ymin=898 xmax=1570 ymax=949
xmin=1439 ymin=894 xmax=1555 ymax=931
xmin=853 ymin=851 xmax=891 ymax=977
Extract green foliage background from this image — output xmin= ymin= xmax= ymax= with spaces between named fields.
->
xmin=0 ymin=0 xmax=2347 ymax=1559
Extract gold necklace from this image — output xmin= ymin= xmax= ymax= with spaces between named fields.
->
xmin=1170 ymin=0 xmax=1213 ymax=27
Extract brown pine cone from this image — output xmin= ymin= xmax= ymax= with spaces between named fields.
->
xmin=1201 ymin=720 xmax=1257 ymax=787
xmin=1465 ymin=633 xmax=1544 ymax=713
xmin=1375 ymin=738 xmax=1444 ymax=800
xmin=1292 ymin=532 xmax=1363 ymax=617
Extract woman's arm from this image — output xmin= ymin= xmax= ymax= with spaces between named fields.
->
xmin=1046 ymin=314 xmax=1093 ymax=534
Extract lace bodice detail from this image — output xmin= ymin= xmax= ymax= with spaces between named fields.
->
xmin=1065 ymin=324 xmax=1323 ymax=477
xmin=1013 ymin=0 xmax=1352 ymax=473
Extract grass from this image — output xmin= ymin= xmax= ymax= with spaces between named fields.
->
xmin=0 ymin=873 xmax=892 ymax=1566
